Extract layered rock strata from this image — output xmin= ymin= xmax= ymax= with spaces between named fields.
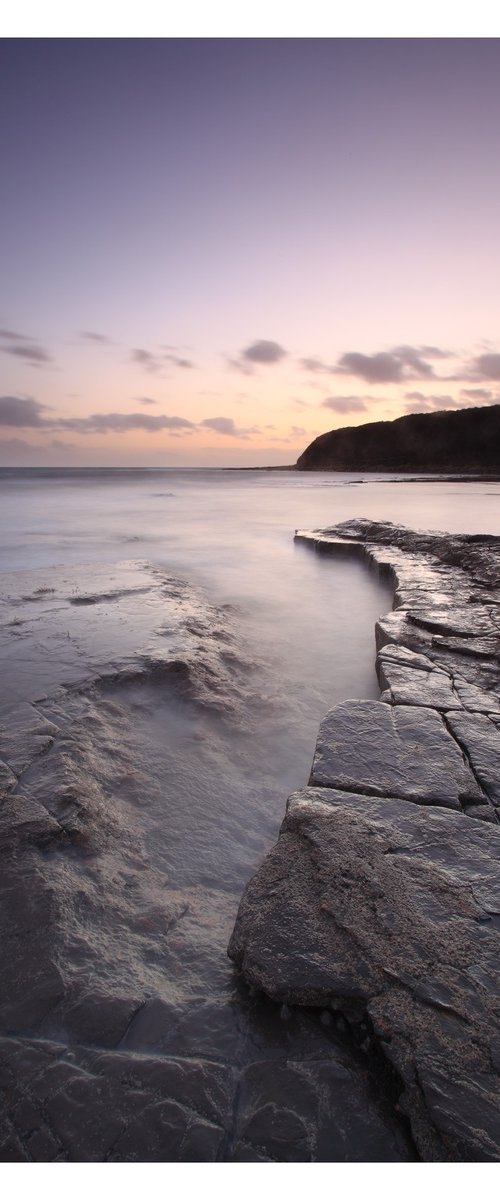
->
xmin=229 ymin=519 xmax=500 ymax=1161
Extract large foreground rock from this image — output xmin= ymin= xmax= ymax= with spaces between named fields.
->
xmin=230 ymin=517 xmax=500 ymax=1161
xmin=229 ymin=788 xmax=500 ymax=1161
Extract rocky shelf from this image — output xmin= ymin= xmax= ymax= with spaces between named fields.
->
xmin=229 ymin=519 xmax=500 ymax=1161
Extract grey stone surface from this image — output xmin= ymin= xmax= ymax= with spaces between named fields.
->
xmin=446 ymin=711 xmax=500 ymax=807
xmin=0 ymin=1031 xmax=411 ymax=1162
xmin=229 ymin=788 xmax=500 ymax=1160
xmin=0 ymin=759 xmax=16 ymax=799
xmin=377 ymin=651 xmax=462 ymax=711
xmin=0 ymin=705 xmax=58 ymax=776
xmin=310 ymin=699 xmax=482 ymax=809
xmin=230 ymin=518 xmax=500 ymax=1161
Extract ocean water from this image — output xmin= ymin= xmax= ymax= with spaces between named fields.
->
xmin=2 ymin=467 xmax=500 ymax=1160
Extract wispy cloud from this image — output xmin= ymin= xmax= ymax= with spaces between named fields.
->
xmin=79 ymin=330 xmax=114 ymax=345
xmin=321 ymin=395 xmax=367 ymax=414
xmin=418 ymin=345 xmax=452 ymax=360
xmin=132 ymin=347 xmax=194 ymax=374
xmin=404 ymin=391 xmax=458 ymax=413
xmin=59 ymin=412 xmax=195 ymax=434
xmin=131 ymin=348 xmax=163 ymax=375
xmin=201 ymin=416 xmax=260 ymax=439
xmin=160 ymin=347 xmax=194 ymax=369
xmin=0 ymin=396 xmax=194 ymax=436
xmin=0 ymin=436 xmax=42 ymax=451
xmin=0 ymin=329 xmax=53 ymax=367
xmin=136 ymin=396 xmax=158 ymax=406
xmin=468 ymin=353 xmax=500 ymax=381
xmin=299 ymin=356 xmax=337 ymax=374
xmin=460 ymin=387 xmax=498 ymax=402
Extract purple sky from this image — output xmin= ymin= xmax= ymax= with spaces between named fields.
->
xmin=2 ymin=38 xmax=500 ymax=465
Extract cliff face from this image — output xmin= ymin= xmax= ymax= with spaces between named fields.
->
xmin=296 ymin=404 xmax=500 ymax=472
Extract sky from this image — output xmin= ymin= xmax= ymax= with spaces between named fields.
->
xmin=2 ymin=36 xmax=500 ymax=467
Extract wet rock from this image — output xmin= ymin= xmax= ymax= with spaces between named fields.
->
xmin=0 ymin=855 xmax=65 ymax=1030
xmin=40 ymin=989 xmax=143 ymax=1049
xmin=0 ymin=1036 xmax=233 ymax=1162
xmin=0 ymin=792 xmax=62 ymax=852
xmin=310 ymin=699 xmax=481 ymax=809
xmin=377 ymin=653 xmax=461 ymax=711
xmin=0 ymin=759 xmax=16 ymax=799
xmin=0 ymin=1031 xmax=412 ymax=1163
xmin=446 ymin=711 xmax=500 ymax=808
xmin=231 ymin=1057 xmax=411 ymax=1162
xmin=231 ymin=519 xmax=500 ymax=1161
xmin=452 ymin=677 xmax=500 ymax=715
xmin=229 ymin=788 xmax=500 ymax=1160
xmin=0 ymin=705 xmax=57 ymax=776
xmin=407 ymin=607 xmax=493 ymax=639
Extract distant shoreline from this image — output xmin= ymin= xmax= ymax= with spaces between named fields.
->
xmin=1 ymin=465 xmax=500 ymax=482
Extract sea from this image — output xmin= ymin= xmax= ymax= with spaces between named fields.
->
xmin=2 ymin=467 xmax=500 ymax=1161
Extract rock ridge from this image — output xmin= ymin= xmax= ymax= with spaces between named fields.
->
xmin=229 ymin=518 xmax=500 ymax=1160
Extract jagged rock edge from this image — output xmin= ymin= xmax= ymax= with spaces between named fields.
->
xmin=228 ymin=519 xmax=500 ymax=1161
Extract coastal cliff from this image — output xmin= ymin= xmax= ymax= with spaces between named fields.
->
xmin=296 ymin=404 xmax=500 ymax=472
xmin=229 ymin=519 xmax=500 ymax=1161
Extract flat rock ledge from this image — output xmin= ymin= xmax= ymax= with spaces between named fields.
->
xmin=229 ymin=519 xmax=500 ymax=1161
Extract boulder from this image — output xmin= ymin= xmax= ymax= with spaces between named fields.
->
xmin=229 ymin=788 xmax=500 ymax=1160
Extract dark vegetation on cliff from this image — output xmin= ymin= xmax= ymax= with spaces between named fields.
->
xmin=296 ymin=404 xmax=500 ymax=472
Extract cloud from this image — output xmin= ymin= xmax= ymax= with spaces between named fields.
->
xmin=228 ymin=339 xmax=287 ymax=375
xmin=59 ymin=412 xmax=195 ymax=434
xmin=418 ymin=345 xmax=452 ymax=360
xmin=404 ymin=390 xmax=500 ymax=412
xmin=161 ymin=348 xmax=194 ymax=369
xmin=404 ymin=392 xmax=458 ymax=414
xmin=290 ymin=425 xmax=307 ymax=436
xmin=336 ymin=345 xmax=436 ymax=384
xmin=460 ymin=388 xmax=495 ymax=402
xmin=201 ymin=416 xmax=260 ymax=439
xmin=321 ymin=395 xmax=367 ymax=414
xmin=132 ymin=348 xmax=163 ymax=375
xmin=0 ymin=437 xmax=39 ymax=451
xmin=290 ymin=398 xmax=314 ymax=411
xmin=0 ymin=397 xmax=195 ymax=436
xmin=299 ymin=356 xmax=336 ymax=374
xmin=469 ymin=353 xmax=500 ymax=381
xmin=137 ymin=396 xmax=158 ymax=406
xmin=0 ymin=395 xmax=49 ymax=426
xmin=132 ymin=347 xmax=194 ymax=374
xmin=241 ymin=339 xmax=286 ymax=366
xmin=0 ymin=328 xmax=52 ymax=366
xmin=79 ymin=331 xmax=114 ymax=345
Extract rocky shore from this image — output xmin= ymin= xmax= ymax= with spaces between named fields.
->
xmin=0 ymin=555 xmax=412 ymax=1162
xmin=229 ymin=519 xmax=500 ymax=1161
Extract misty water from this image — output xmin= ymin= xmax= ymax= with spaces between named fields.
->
xmin=2 ymin=468 xmax=500 ymax=1159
